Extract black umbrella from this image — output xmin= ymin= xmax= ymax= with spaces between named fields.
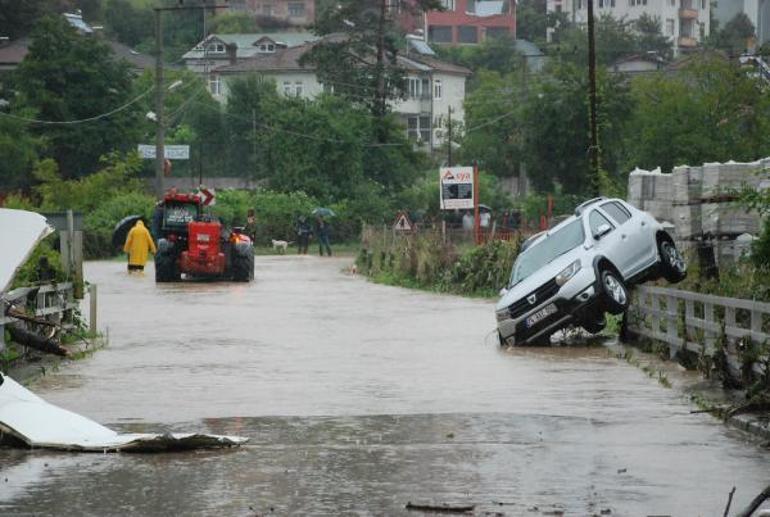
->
xmin=112 ymin=215 xmax=144 ymax=248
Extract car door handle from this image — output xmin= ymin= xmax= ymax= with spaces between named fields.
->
xmin=641 ymin=221 xmax=646 ymax=227
xmin=621 ymin=234 xmax=627 ymax=239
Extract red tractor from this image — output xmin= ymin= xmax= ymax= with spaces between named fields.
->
xmin=153 ymin=192 xmax=254 ymax=282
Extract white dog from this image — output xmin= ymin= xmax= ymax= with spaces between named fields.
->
xmin=271 ymin=239 xmax=292 ymax=254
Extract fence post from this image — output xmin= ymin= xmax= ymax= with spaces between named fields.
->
xmin=667 ymin=294 xmax=679 ymax=358
xmin=88 ymin=284 xmax=97 ymax=335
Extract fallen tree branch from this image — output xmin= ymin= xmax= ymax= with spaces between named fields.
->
xmin=7 ymin=325 xmax=68 ymax=357
xmin=736 ymin=484 xmax=770 ymax=517
xmin=405 ymin=501 xmax=475 ymax=514
xmin=724 ymin=486 xmax=736 ymax=517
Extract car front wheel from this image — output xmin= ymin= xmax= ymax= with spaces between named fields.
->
xmin=659 ymin=239 xmax=687 ymax=283
xmin=601 ymin=269 xmax=629 ymax=315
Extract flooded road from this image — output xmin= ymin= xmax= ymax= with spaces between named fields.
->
xmin=2 ymin=256 xmax=769 ymax=515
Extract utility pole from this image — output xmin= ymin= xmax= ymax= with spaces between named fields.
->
xmin=374 ymin=0 xmax=387 ymax=139
xmin=586 ymin=0 xmax=601 ymax=196
xmin=153 ymin=1 xmax=229 ymax=198
xmin=154 ymin=9 xmax=164 ymax=198
xmin=252 ymin=108 xmax=257 ymax=181
xmin=447 ymin=105 xmax=452 ymax=167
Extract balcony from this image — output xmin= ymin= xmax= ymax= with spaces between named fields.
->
xmin=679 ymin=8 xmax=698 ymax=20
xmin=678 ymin=36 xmax=698 ymax=48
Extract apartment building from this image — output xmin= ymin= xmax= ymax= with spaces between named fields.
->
xmin=547 ymin=0 xmax=710 ymax=54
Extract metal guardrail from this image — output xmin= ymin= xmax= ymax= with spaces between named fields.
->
xmin=628 ymin=285 xmax=770 ymax=378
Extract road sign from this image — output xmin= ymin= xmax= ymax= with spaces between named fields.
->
xmin=393 ymin=211 xmax=413 ymax=232
xmin=440 ymin=166 xmax=474 ymax=210
xmin=137 ymin=144 xmax=190 ymax=160
xmin=197 ymin=187 xmax=216 ymax=206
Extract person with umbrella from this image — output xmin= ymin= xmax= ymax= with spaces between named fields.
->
xmin=296 ymin=215 xmax=312 ymax=255
xmin=123 ymin=220 xmax=156 ymax=274
xmin=313 ymin=208 xmax=334 ymax=256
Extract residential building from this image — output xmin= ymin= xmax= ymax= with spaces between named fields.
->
xmin=0 ymin=13 xmax=155 ymax=76
xmin=425 ymin=0 xmax=516 ymax=44
xmin=182 ymin=32 xmax=318 ymax=74
xmin=713 ymin=0 xmax=770 ymax=46
xmin=398 ymin=0 xmax=516 ymax=44
xmin=227 ymin=0 xmax=316 ymax=27
xmin=211 ymin=35 xmax=471 ymax=150
xmin=546 ymin=0 xmax=711 ymax=55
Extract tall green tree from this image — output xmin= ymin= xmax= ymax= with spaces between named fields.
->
xmin=516 ymin=0 xmax=568 ymax=47
xmin=12 ymin=15 xmax=142 ymax=179
xmin=519 ymin=62 xmax=632 ymax=193
xmin=626 ymin=54 xmax=770 ymax=173
xmin=302 ymin=0 xmax=441 ymax=124
xmin=0 ymin=0 xmax=63 ymax=39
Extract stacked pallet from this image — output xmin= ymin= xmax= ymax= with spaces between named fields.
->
xmin=629 ymin=159 xmax=768 ymax=241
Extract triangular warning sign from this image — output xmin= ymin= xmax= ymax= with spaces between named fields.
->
xmin=442 ymin=170 xmax=455 ymax=180
xmin=393 ymin=212 xmax=413 ymax=231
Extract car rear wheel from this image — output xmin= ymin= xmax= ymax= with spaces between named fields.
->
xmin=231 ymin=245 xmax=254 ymax=282
xmin=659 ymin=239 xmax=687 ymax=283
xmin=601 ymin=269 xmax=629 ymax=315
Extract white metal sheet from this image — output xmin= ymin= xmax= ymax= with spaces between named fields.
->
xmin=0 ymin=374 xmax=248 ymax=452
xmin=0 ymin=209 xmax=53 ymax=295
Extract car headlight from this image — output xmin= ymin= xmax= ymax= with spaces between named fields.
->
xmin=555 ymin=259 xmax=581 ymax=286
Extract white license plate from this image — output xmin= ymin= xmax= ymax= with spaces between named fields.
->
xmin=526 ymin=303 xmax=557 ymax=327
xmin=198 ymin=234 xmax=210 ymax=242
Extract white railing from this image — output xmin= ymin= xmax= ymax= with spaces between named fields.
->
xmin=0 ymin=283 xmax=83 ymax=353
xmin=628 ymin=285 xmax=770 ymax=379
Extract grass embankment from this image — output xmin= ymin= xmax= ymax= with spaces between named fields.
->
xmin=356 ymin=231 xmax=521 ymax=298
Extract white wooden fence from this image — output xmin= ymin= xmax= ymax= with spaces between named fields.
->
xmin=628 ymin=285 xmax=770 ymax=380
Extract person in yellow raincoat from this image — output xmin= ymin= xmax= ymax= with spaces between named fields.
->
xmin=123 ymin=220 xmax=157 ymax=273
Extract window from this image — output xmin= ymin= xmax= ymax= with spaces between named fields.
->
xmin=294 ymin=81 xmax=303 ymax=97
xmin=209 ymin=74 xmax=221 ymax=95
xmin=666 ymin=18 xmax=675 ymax=36
xmin=458 ymin=25 xmax=478 ymax=44
xmin=440 ymin=0 xmax=455 ymax=9
xmin=406 ymin=116 xmax=431 ymax=143
xmin=433 ymin=79 xmax=442 ymax=100
xmin=208 ymin=42 xmax=225 ymax=53
xmin=428 ymin=25 xmax=453 ymax=43
xmin=577 ymin=0 xmax=583 ymax=8
xmin=288 ymin=2 xmax=304 ymax=16
xmin=486 ymin=26 xmax=510 ymax=39
xmin=257 ymin=43 xmax=275 ymax=53
xmin=701 ymin=0 xmax=706 ymax=8
xmin=408 ymin=77 xmax=429 ymax=99
xmin=589 ymin=210 xmax=614 ymax=237
xmin=598 ymin=0 xmax=615 ymax=7
xmin=283 ymin=81 xmax=293 ymax=96
xmin=262 ymin=3 xmax=273 ymax=16
xmin=600 ymin=202 xmax=631 ymax=225
xmin=699 ymin=22 xmax=705 ymax=39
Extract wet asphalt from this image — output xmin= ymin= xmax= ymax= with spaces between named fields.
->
xmin=1 ymin=256 xmax=769 ymax=516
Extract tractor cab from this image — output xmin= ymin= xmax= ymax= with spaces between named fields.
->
xmin=154 ymin=192 xmax=254 ymax=283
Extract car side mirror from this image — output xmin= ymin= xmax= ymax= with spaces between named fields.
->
xmin=593 ymin=223 xmax=611 ymax=240
xmin=499 ymin=286 xmax=509 ymax=297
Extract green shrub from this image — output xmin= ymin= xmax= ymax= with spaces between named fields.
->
xmin=84 ymin=191 xmax=157 ymax=258
xmin=11 ymin=238 xmax=66 ymax=289
xmin=752 ymin=218 xmax=770 ymax=268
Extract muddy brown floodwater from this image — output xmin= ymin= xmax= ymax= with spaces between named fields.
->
xmin=1 ymin=256 xmax=769 ymax=516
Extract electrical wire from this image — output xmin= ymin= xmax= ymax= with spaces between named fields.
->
xmin=0 ymin=85 xmax=156 ymax=125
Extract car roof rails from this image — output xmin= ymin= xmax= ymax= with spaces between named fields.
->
xmin=574 ymin=196 xmax=607 ymax=216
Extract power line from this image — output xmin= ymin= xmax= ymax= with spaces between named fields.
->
xmin=0 ymin=85 xmax=155 ymax=125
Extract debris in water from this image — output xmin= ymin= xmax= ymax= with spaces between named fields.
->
xmin=0 ymin=373 xmax=248 ymax=452
xmin=405 ymin=501 xmax=475 ymax=513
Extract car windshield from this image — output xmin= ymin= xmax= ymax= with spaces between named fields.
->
xmin=510 ymin=219 xmax=585 ymax=285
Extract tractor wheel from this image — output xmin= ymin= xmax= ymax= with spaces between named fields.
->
xmin=658 ymin=238 xmax=687 ymax=283
xmin=155 ymin=253 xmax=178 ymax=282
xmin=232 ymin=244 xmax=254 ymax=282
